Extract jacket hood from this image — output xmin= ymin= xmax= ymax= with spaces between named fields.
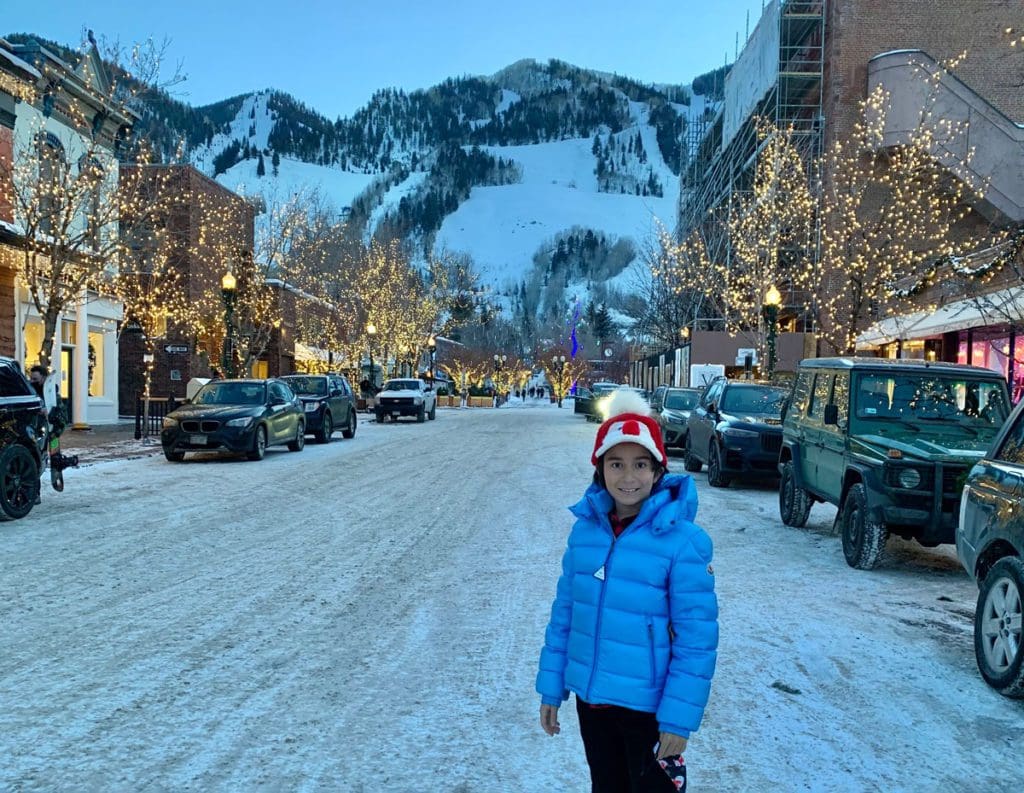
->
xmin=570 ymin=472 xmax=698 ymax=533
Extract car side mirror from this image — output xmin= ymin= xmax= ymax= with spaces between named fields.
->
xmin=330 ymin=389 xmax=342 ymax=397
xmin=270 ymin=396 xmax=286 ymax=406
xmin=824 ymin=404 xmax=839 ymax=425
xmin=707 ymin=402 xmax=717 ymax=414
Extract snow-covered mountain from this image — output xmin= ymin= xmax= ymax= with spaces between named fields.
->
xmin=144 ymin=58 xmax=713 ymax=326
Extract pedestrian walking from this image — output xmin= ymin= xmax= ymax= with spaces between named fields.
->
xmin=537 ymin=389 xmax=718 ymax=792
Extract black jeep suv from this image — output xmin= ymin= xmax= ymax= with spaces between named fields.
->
xmin=0 ymin=357 xmax=46 ymax=520
xmin=683 ymin=378 xmax=788 ymax=487
xmin=779 ymin=358 xmax=1009 ymax=570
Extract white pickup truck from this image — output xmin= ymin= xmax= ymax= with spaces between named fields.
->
xmin=374 ymin=378 xmax=437 ymax=423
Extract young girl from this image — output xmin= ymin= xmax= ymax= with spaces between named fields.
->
xmin=537 ymin=389 xmax=719 ymax=792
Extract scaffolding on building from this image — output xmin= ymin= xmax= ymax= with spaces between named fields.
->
xmin=678 ymin=0 xmax=826 ymax=330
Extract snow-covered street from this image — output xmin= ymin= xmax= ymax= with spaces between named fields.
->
xmin=2 ymin=404 xmax=1022 ymax=791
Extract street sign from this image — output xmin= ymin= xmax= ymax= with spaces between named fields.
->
xmin=736 ymin=347 xmax=758 ymax=366
xmin=164 ymin=344 xmax=189 ymax=354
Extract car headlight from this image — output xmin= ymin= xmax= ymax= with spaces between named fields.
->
xmin=304 ymin=402 xmax=319 ymax=412
xmin=226 ymin=416 xmax=254 ymax=428
xmin=162 ymin=416 xmax=178 ymax=429
xmin=897 ymin=468 xmax=922 ymax=489
xmin=721 ymin=427 xmax=759 ymax=438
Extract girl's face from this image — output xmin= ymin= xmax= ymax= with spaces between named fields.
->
xmin=602 ymin=443 xmax=658 ymax=519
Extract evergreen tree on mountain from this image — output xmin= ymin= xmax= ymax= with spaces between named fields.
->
xmin=272 ymin=150 xmax=280 ymax=176
xmin=257 ymin=152 xmax=266 ymax=177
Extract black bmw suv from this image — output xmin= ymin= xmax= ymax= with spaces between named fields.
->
xmin=683 ymin=378 xmax=788 ymax=487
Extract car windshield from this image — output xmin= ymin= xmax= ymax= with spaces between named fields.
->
xmin=721 ymin=385 xmax=788 ymax=414
xmin=382 ymin=380 xmax=420 ymax=391
xmin=665 ymin=391 xmax=699 ymax=410
xmin=282 ymin=376 xmax=327 ymax=396
xmin=193 ymin=382 xmax=266 ymax=406
xmin=854 ymin=373 xmax=1009 ymax=427
xmin=592 ymin=384 xmax=618 ymax=394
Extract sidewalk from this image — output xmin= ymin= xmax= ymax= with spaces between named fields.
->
xmin=59 ymin=421 xmax=162 ymax=464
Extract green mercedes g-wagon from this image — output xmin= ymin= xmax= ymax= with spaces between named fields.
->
xmin=778 ymin=358 xmax=1010 ymax=570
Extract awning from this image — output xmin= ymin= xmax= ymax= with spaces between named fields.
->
xmin=857 ymin=284 xmax=1024 ymax=347
xmin=294 ymin=341 xmax=333 ymax=365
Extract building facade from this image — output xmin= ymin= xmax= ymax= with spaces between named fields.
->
xmin=1 ymin=37 xmax=135 ymax=426
xmin=679 ymin=0 xmax=1024 ymax=377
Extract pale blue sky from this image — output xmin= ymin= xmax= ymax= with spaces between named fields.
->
xmin=5 ymin=0 xmax=769 ymax=118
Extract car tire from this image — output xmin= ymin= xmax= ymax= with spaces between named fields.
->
xmin=316 ymin=413 xmax=333 ymax=444
xmin=779 ymin=461 xmax=812 ymax=528
xmin=375 ymin=409 xmax=384 ymax=423
xmin=417 ymin=404 xmax=426 ymax=423
xmin=974 ymin=556 xmax=1024 ymax=698
xmin=288 ymin=421 xmax=306 ymax=451
xmin=840 ymin=483 xmax=888 ymax=570
xmin=707 ymin=442 xmax=730 ymax=488
xmin=428 ymin=403 xmax=436 ymax=420
xmin=163 ymin=449 xmax=185 ymax=463
xmin=342 ymin=411 xmax=357 ymax=439
xmin=247 ymin=426 xmax=267 ymax=461
xmin=0 ymin=444 xmax=40 ymax=521
xmin=683 ymin=434 xmax=702 ymax=472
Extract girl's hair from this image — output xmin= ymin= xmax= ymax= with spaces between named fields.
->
xmin=592 ymin=452 xmax=665 ymax=489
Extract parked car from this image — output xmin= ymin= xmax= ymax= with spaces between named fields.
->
xmin=684 ymin=378 xmax=788 ymax=486
xmin=375 ymin=378 xmax=437 ymax=423
xmin=280 ymin=373 xmax=357 ymax=443
xmin=779 ymin=358 xmax=1010 ymax=570
xmin=161 ymin=378 xmax=306 ymax=462
xmin=573 ymin=381 xmax=619 ymax=421
xmin=958 ymin=396 xmax=1024 ymax=697
xmin=651 ymin=387 xmax=702 ymax=452
xmin=0 ymin=357 xmax=46 ymax=520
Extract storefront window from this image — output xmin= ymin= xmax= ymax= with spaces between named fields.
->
xmin=88 ymin=331 xmax=104 ymax=397
xmin=23 ymin=320 xmax=43 ymax=369
xmin=253 ymin=360 xmax=269 ymax=379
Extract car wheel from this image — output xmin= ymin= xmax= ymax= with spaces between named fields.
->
xmin=247 ymin=425 xmax=267 ymax=461
xmin=974 ymin=556 xmax=1024 ymax=698
xmin=163 ymin=449 xmax=185 ymax=463
xmin=288 ymin=421 xmax=306 ymax=451
xmin=779 ymin=461 xmax=812 ymax=528
xmin=707 ymin=442 xmax=730 ymax=488
xmin=428 ymin=403 xmax=436 ymax=420
xmin=417 ymin=404 xmax=426 ymax=423
xmin=316 ymin=413 xmax=333 ymax=444
xmin=375 ymin=409 xmax=384 ymax=423
xmin=342 ymin=411 xmax=357 ymax=439
xmin=0 ymin=444 xmax=40 ymax=521
xmin=683 ymin=434 xmax=702 ymax=472
xmin=840 ymin=483 xmax=888 ymax=570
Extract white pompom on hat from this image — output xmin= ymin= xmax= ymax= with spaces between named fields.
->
xmin=591 ymin=388 xmax=668 ymax=467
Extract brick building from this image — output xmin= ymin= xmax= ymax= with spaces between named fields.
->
xmin=117 ymin=165 xmax=255 ymax=414
xmin=678 ymin=0 xmax=1024 ymax=379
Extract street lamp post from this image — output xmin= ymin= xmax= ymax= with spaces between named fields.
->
xmin=764 ymin=284 xmax=782 ymax=380
xmin=427 ymin=334 xmax=437 ymax=390
xmin=493 ymin=353 xmax=507 ymax=406
xmin=366 ymin=322 xmax=377 ymax=389
xmin=552 ymin=354 xmax=566 ymax=407
xmin=221 ymin=271 xmax=237 ymax=378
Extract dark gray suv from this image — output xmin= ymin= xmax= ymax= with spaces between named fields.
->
xmin=958 ymin=397 xmax=1024 ymax=698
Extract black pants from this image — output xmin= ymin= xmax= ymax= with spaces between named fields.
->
xmin=575 ymin=696 xmax=677 ymax=793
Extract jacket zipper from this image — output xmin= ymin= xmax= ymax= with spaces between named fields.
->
xmin=585 ymin=534 xmax=616 ymax=702
xmin=647 ymin=618 xmax=656 ymax=685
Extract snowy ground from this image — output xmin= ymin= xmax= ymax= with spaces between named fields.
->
xmin=2 ymin=403 xmax=1023 ymax=791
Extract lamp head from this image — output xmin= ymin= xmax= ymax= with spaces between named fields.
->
xmin=765 ymin=284 xmax=782 ymax=307
xmin=366 ymin=323 xmax=376 ymax=336
xmin=221 ymin=271 xmax=236 ymax=292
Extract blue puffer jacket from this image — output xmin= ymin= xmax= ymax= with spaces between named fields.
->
xmin=536 ymin=472 xmax=718 ymax=738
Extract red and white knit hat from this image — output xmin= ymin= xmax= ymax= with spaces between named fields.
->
xmin=591 ymin=389 xmax=667 ymax=467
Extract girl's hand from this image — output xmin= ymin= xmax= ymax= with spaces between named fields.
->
xmin=540 ymin=704 xmax=561 ymax=736
xmin=657 ymin=731 xmax=687 ymax=759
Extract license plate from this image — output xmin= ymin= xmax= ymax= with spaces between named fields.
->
xmin=391 ymin=412 xmax=400 ymax=418
xmin=189 ymin=434 xmax=207 ymax=445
